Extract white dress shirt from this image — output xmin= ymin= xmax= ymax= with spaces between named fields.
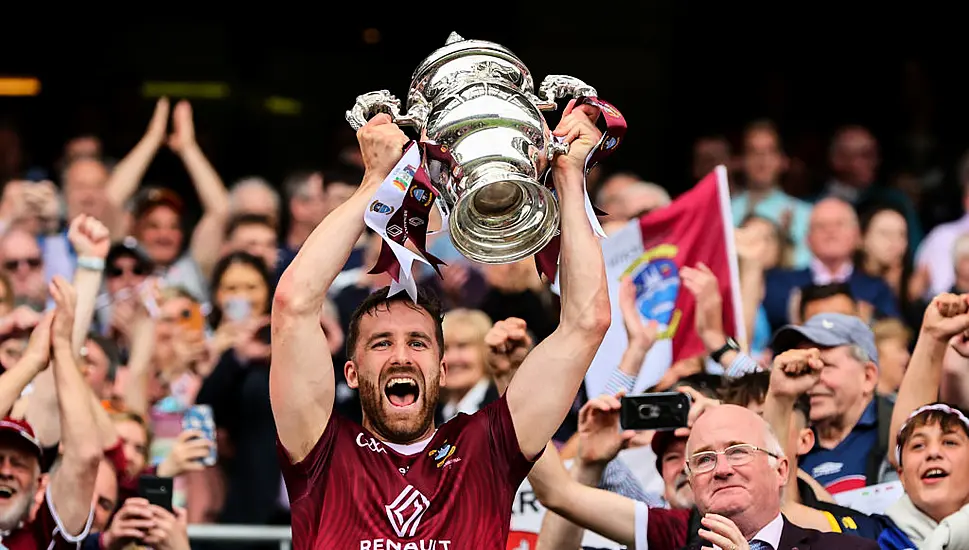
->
xmin=747 ymin=513 xmax=784 ymax=549
xmin=712 ymin=512 xmax=784 ymax=550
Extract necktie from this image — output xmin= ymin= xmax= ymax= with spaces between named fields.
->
xmin=749 ymin=541 xmax=773 ymax=550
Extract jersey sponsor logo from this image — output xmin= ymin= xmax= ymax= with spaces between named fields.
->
xmin=360 ymin=540 xmax=452 ymax=549
xmin=385 ymin=485 xmax=430 ymax=538
xmin=357 ymin=433 xmax=386 ymax=454
xmin=811 ymin=461 xmax=843 ymax=478
xmin=428 ymin=441 xmax=459 ymax=468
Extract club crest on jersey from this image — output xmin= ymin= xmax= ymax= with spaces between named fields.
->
xmin=428 ymin=441 xmax=460 ymax=468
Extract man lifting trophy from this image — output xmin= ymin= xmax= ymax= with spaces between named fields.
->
xmin=345 ymin=31 xmax=627 ymax=297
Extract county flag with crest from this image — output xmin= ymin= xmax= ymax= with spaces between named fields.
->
xmin=583 ymin=165 xmax=746 ymax=397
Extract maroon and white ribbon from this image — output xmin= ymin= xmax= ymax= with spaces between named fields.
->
xmin=365 ymin=142 xmax=448 ymax=301
xmin=534 ymin=97 xmax=628 ymax=282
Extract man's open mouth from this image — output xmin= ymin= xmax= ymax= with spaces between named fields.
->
xmin=0 ymin=485 xmax=17 ymax=500
xmin=384 ymin=377 xmax=420 ymax=408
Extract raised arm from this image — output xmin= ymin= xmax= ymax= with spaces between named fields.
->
xmin=530 ymin=442 xmax=638 ymax=547
xmin=763 ymin=349 xmax=822 ymax=500
xmin=271 ymin=115 xmax=408 ymax=462
xmin=48 ymin=277 xmax=102 ymax=537
xmin=168 ymin=101 xmax=230 ymax=279
xmin=505 ymin=105 xmax=612 ymax=459
xmin=104 ymin=99 xmax=169 ymax=237
xmin=889 ymin=293 xmax=969 ymax=465
xmin=0 ymin=312 xmax=51 ymax=416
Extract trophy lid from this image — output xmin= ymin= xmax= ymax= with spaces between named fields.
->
xmin=409 ymin=31 xmax=531 ymax=91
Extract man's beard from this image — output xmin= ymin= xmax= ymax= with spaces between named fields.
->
xmin=359 ymin=369 xmax=440 ymax=444
xmin=0 ymin=478 xmax=37 ymax=532
xmin=669 ymin=474 xmax=694 ymax=509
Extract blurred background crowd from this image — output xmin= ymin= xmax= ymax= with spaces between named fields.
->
xmin=2 ymin=12 xmax=969 ymax=550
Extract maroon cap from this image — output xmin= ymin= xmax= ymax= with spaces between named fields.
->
xmin=650 ymin=430 xmax=686 ymax=459
xmin=0 ymin=417 xmax=42 ymax=459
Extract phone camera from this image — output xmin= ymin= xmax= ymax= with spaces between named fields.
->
xmin=637 ymin=404 xmax=661 ymax=419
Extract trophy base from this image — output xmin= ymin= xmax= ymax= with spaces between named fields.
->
xmin=449 ymin=167 xmax=559 ymax=265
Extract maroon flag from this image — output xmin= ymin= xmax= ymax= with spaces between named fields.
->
xmin=583 ymin=166 xmax=746 ymax=396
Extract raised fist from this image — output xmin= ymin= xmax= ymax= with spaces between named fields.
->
xmin=356 ymin=114 xmax=409 ymax=183
xmin=484 ymin=317 xmax=533 ymax=380
xmin=67 ymin=214 xmax=111 ymax=259
xmin=922 ymin=293 xmax=969 ymax=342
xmin=770 ymin=348 xmax=824 ymax=400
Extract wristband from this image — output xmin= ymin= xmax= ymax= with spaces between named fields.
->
xmin=77 ymin=256 xmax=105 ymax=272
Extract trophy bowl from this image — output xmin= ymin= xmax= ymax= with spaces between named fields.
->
xmin=346 ymin=31 xmax=597 ymax=264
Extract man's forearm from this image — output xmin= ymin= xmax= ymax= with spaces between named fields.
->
xmin=554 ymin=168 xmax=609 ymax=332
xmin=889 ymin=331 xmax=946 ymax=464
xmin=52 ymin=344 xmax=99 ymax=459
xmin=276 ymin=176 xmax=381 ymax=312
xmin=71 ymin=267 xmax=102 ymax=356
xmin=0 ymin=357 xmax=43 ymax=416
xmin=179 ymin=144 xmax=228 ymax=211
xmin=762 ymin=393 xmax=798 ymax=499
xmin=570 ymin=458 xmax=606 ymax=487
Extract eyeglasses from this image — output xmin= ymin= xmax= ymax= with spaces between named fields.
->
xmin=2 ymin=257 xmax=42 ymax=271
xmin=107 ymin=264 xmax=150 ymax=279
xmin=688 ymin=444 xmax=779 ymax=474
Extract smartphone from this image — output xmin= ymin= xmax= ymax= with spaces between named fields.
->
xmin=177 ymin=302 xmax=205 ymax=333
xmin=182 ymin=405 xmax=217 ymax=466
xmin=138 ymin=475 xmax=174 ymax=512
xmin=223 ymin=297 xmax=251 ymax=323
xmin=620 ymin=392 xmax=692 ymax=431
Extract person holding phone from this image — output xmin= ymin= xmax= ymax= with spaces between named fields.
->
xmin=95 ymin=497 xmax=190 ymax=550
xmin=194 ymin=252 xmax=284 ymax=530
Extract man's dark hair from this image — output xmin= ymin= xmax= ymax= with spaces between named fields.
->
xmin=224 ymin=212 xmax=278 ymax=239
xmin=719 ymin=370 xmax=811 ymax=424
xmin=719 ymin=371 xmax=770 ymax=408
xmin=799 ymin=283 xmax=856 ymax=321
xmin=345 ymin=286 xmax=445 ymax=361
xmin=84 ymin=333 xmax=121 ymax=381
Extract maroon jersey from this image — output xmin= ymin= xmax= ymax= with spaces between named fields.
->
xmin=278 ymin=394 xmax=537 ymax=549
xmin=0 ymin=488 xmax=91 ymax=549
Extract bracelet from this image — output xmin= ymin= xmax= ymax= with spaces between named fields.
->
xmin=77 ymin=256 xmax=105 ymax=271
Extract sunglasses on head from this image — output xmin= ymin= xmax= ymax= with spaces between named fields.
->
xmin=106 ymin=264 xmax=150 ymax=278
xmin=2 ymin=257 xmax=41 ymax=271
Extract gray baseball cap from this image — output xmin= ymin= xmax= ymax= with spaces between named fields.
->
xmin=770 ymin=313 xmax=879 ymax=365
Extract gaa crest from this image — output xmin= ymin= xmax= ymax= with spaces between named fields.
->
xmin=623 ymin=244 xmax=682 ymax=339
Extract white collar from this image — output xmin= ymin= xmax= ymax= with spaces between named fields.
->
xmin=384 ymin=431 xmax=436 ymax=456
xmin=751 ymin=513 xmax=784 ymax=549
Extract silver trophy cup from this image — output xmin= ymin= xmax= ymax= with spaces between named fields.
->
xmin=346 ymin=31 xmax=598 ymax=264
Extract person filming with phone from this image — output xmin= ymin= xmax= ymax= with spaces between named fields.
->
xmin=194 ymin=251 xmax=290 ymax=534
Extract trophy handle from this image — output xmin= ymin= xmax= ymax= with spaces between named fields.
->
xmin=534 ymin=76 xmax=599 ymax=158
xmin=534 ymin=75 xmax=599 ymax=111
xmin=345 ymin=90 xmax=428 ymax=131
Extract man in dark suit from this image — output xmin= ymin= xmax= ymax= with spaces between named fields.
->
xmin=681 ymin=403 xmax=878 ymax=550
xmin=762 ymin=197 xmax=899 ymax=332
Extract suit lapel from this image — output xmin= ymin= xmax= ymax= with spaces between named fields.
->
xmin=777 ymin=516 xmax=813 ymax=550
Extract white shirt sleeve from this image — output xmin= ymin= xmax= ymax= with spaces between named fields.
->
xmin=634 ymin=500 xmax=649 ymax=550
